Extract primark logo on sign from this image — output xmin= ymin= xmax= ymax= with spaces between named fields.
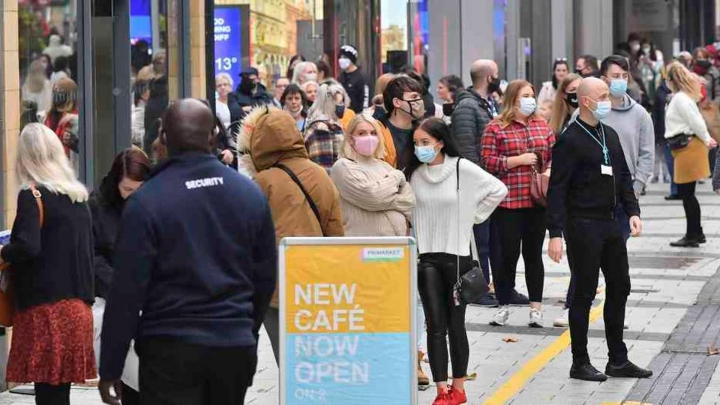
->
xmin=185 ymin=177 xmax=225 ymax=190
xmin=362 ymin=248 xmax=404 ymax=262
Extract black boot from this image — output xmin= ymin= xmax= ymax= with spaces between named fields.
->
xmin=696 ymin=228 xmax=707 ymax=244
xmin=670 ymin=236 xmax=700 ymax=248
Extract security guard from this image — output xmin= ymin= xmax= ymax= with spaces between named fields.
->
xmin=546 ymin=77 xmax=653 ymax=382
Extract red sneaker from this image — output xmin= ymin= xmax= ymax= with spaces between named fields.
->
xmin=448 ymin=388 xmax=467 ymax=405
xmin=432 ymin=390 xmax=452 ymax=405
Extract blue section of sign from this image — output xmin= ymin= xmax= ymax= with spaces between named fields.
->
xmin=129 ymin=0 xmax=152 ymax=44
xmin=214 ymin=7 xmax=243 ymax=81
xmin=284 ymin=333 xmax=412 ymax=405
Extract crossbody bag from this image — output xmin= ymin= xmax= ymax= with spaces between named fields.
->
xmin=452 ymin=158 xmax=490 ymax=306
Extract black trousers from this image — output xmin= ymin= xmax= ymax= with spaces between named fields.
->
xmin=418 ymin=253 xmax=471 ymax=382
xmin=566 ymin=218 xmax=630 ymax=366
xmin=34 ymin=383 xmax=70 ymax=405
xmin=489 ymin=207 xmax=546 ymax=305
xmin=264 ymin=307 xmax=280 ymax=364
xmin=677 ymin=181 xmax=702 ymax=238
xmin=137 ymin=338 xmax=257 ymax=405
xmin=122 ymin=382 xmax=140 ymax=405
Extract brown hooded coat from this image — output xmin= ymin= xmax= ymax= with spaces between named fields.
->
xmin=240 ymin=107 xmax=344 ymax=307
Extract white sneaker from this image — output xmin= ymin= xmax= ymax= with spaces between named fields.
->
xmin=529 ymin=308 xmax=544 ymax=328
xmin=490 ymin=306 xmax=510 ymax=326
xmin=553 ymin=308 xmax=569 ymax=328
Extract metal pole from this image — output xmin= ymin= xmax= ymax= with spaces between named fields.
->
xmin=114 ymin=0 xmax=132 ymax=153
xmin=78 ymin=0 xmax=95 ymax=187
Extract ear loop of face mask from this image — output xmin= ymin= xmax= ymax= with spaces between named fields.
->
xmin=398 ymin=98 xmax=421 ymax=119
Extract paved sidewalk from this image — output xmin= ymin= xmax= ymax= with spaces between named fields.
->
xmin=2 ymin=181 xmax=720 ymax=404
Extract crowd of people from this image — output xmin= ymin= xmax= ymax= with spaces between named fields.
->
xmin=6 ymin=32 xmax=720 ymax=405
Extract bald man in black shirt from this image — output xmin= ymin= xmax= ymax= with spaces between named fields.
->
xmin=546 ymin=77 xmax=652 ymax=382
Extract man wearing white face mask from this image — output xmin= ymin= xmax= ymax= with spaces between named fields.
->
xmin=338 ymin=45 xmax=369 ymax=114
xmin=547 ymin=77 xmax=651 ymax=382
xmin=556 ymin=55 xmax=654 ymax=330
xmin=572 ymin=55 xmax=654 ymax=233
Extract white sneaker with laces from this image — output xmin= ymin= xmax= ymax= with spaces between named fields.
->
xmin=490 ymin=306 xmax=510 ymax=326
xmin=529 ymin=308 xmax=544 ymax=328
xmin=554 ymin=308 xmax=569 ymax=327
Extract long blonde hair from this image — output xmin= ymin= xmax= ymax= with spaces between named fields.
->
xmin=307 ymin=82 xmax=346 ymax=122
xmin=16 ymin=124 xmax=88 ymax=203
xmin=550 ymin=73 xmax=581 ymax=134
xmin=667 ymin=61 xmax=702 ymax=101
xmin=341 ymin=113 xmax=387 ymax=160
xmin=495 ymin=80 xmax=537 ymax=127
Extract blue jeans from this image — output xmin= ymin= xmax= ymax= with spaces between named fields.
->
xmin=565 ymin=205 xmax=630 ymax=309
xmin=665 ymin=144 xmax=678 ymax=195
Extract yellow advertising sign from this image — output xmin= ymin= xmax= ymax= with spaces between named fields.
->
xmin=285 ymin=244 xmax=411 ymax=334
xmin=280 ymin=237 xmax=417 ymax=405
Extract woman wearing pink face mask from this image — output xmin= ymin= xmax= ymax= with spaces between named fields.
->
xmin=330 ymin=113 xmax=415 ymax=236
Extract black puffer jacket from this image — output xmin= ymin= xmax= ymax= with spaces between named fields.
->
xmin=88 ymin=176 xmax=124 ymax=299
xmin=450 ymin=88 xmax=496 ymax=164
xmin=227 ymin=84 xmax=274 ymax=137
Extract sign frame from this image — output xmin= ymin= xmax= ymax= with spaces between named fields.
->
xmin=279 ymin=237 xmax=418 ymax=405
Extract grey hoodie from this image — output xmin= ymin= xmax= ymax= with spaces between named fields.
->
xmin=571 ymin=94 xmax=655 ymax=194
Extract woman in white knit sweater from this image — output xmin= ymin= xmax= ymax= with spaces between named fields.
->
xmin=407 ymin=118 xmax=507 ymax=405
xmin=331 ymin=114 xmax=415 ymax=236
xmin=665 ymin=62 xmax=719 ymax=247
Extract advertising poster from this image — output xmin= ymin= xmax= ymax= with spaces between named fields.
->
xmin=214 ymin=6 xmax=243 ymax=81
xmin=280 ymin=238 xmax=417 ymax=405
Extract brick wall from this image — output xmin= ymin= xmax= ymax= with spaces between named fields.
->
xmin=2 ymin=0 xmax=19 ymax=229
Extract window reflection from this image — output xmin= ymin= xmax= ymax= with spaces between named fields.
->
xmin=128 ymin=0 xmax=171 ymax=161
xmin=19 ymin=0 xmax=80 ymax=173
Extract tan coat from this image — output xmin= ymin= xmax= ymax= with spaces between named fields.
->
xmin=239 ymin=107 xmax=344 ymax=307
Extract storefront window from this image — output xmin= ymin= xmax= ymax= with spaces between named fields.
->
xmin=18 ymin=0 xmax=80 ymax=169
xmin=380 ymin=0 xmax=428 ymax=74
xmin=129 ymin=0 xmax=172 ymax=158
xmin=214 ymin=0 xmax=325 ymax=88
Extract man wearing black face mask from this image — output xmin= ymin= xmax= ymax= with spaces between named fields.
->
xmin=380 ymin=75 xmax=426 ymax=170
xmin=227 ymin=67 xmax=273 ymax=134
xmin=575 ymin=55 xmax=600 ymax=78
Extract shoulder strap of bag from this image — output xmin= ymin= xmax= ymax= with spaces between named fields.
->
xmin=28 ymin=183 xmax=44 ymax=228
xmin=456 ymin=158 xmax=462 ymax=284
xmin=273 ymin=163 xmax=323 ymax=230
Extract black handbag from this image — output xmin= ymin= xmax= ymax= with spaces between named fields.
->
xmin=452 ymin=158 xmax=490 ymax=306
xmin=667 ymin=134 xmax=692 ymax=150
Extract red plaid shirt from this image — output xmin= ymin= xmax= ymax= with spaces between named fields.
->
xmin=481 ymin=118 xmax=556 ymax=209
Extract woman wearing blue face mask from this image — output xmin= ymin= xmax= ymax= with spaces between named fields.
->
xmin=482 ymin=80 xmax=556 ymax=329
xmin=406 ymin=118 xmax=506 ymax=405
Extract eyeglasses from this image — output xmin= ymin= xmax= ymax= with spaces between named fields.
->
xmin=555 ymin=57 xmax=568 ymax=62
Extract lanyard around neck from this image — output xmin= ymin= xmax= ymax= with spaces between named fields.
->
xmin=578 ymin=121 xmax=610 ymax=165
